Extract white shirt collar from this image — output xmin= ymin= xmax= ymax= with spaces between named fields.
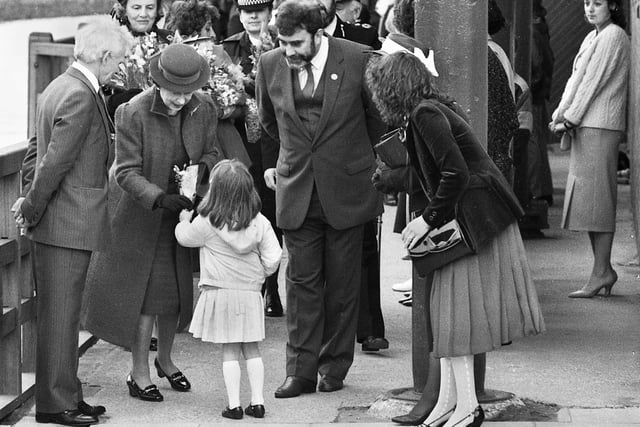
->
xmin=72 ymin=61 xmax=100 ymax=93
xmin=324 ymin=17 xmax=338 ymax=37
xmin=299 ymin=34 xmax=329 ymax=91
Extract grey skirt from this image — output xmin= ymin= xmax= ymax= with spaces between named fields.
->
xmin=561 ymin=127 xmax=622 ymax=232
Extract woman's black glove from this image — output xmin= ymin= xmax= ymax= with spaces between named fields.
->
xmin=155 ymin=194 xmax=193 ymax=212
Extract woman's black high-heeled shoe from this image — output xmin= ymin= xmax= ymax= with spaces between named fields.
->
xmin=449 ymin=406 xmax=484 ymax=427
xmin=126 ymin=375 xmax=163 ymax=402
xmin=154 ymin=358 xmax=191 ymax=392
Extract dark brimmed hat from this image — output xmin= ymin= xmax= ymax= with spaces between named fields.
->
xmin=236 ymin=0 xmax=274 ymax=12
xmin=149 ymin=44 xmax=210 ymax=93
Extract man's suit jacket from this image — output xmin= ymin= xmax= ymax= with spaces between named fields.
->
xmin=20 ymin=66 xmax=111 ymax=252
xmin=256 ymin=36 xmax=385 ymax=231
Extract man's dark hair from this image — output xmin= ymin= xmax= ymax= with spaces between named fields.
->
xmin=276 ymin=0 xmax=325 ymax=36
xmin=488 ymin=0 xmax=506 ymax=35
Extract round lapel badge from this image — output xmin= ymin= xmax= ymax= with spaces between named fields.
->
xmin=330 ymin=73 xmax=338 ymax=80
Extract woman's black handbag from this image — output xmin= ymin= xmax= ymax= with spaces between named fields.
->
xmin=408 ymin=218 xmax=473 ymax=275
xmin=374 ymin=128 xmax=408 ymax=168
xmin=409 ymin=177 xmax=517 ymax=276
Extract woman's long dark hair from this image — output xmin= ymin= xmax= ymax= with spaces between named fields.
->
xmin=198 ymin=159 xmax=261 ymax=231
xmin=366 ymin=51 xmax=455 ymax=127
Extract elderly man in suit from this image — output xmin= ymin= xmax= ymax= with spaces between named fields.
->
xmin=256 ymin=0 xmax=385 ymax=397
xmin=12 ymin=18 xmax=133 ymax=427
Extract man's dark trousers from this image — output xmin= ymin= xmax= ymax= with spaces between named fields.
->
xmin=284 ymin=189 xmax=364 ymax=382
xmin=34 ymin=242 xmax=92 ymax=413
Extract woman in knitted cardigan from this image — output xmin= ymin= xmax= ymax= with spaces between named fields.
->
xmin=550 ymin=0 xmax=629 ymax=298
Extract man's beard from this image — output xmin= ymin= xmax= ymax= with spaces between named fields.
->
xmin=284 ymin=41 xmax=318 ymax=70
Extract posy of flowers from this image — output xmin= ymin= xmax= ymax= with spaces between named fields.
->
xmin=110 ymin=32 xmax=165 ymax=90
xmin=173 ymin=163 xmax=199 ymax=202
xmin=193 ymin=43 xmax=247 ymax=120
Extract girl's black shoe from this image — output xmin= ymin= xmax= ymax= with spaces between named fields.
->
xmin=245 ymin=404 xmax=265 ymax=418
xmin=126 ymin=375 xmax=163 ymax=402
xmin=154 ymin=358 xmax=191 ymax=391
xmin=222 ymin=406 xmax=243 ymax=420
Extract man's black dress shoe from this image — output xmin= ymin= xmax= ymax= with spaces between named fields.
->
xmin=35 ymin=409 xmax=97 ymax=426
xmin=126 ymin=374 xmax=163 ymax=402
xmin=245 ymin=403 xmax=265 ymax=418
xmin=318 ymin=375 xmax=343 ymax=392
xmin=222 ymin=406 xmax=243 ymax=419
xmin=154 ymin=358 xmax=191 ymax=391
xmin=362 ymin=336 xmax=389 ymax=352
xmin=264 ymin=293 xmax=284 ymax=317
xmin=77 ymin=400 xmax=106 ymax=417
xmin=274 ymin=376 xmax=316 ymax=398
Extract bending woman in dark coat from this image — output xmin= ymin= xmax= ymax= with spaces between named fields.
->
xmin=84 ymin=45 xmax=222 ymax=402
xmin=366 ymin=52 xmax=545 ymax=427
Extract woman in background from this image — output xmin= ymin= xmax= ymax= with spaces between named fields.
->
xmin=550 ymin=0 xmax=629 ymax=298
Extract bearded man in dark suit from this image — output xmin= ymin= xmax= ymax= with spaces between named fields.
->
xmin=12 ymin=18 xmax=133 ymax=427
xmin=256 ymin=0 xmax=385 ymax=398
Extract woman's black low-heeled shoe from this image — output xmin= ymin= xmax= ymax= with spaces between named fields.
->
xmin=154 ymin=358 xmax=191 ymax=392
xmin=222 ymin=406 xmax=243 ymax=420
xmin=126 ymin=375 xmax=163 ymax=402
xmin=245 ymin=403 xmax=265 ymax=418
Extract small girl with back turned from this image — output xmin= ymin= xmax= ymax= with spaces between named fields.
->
xmin=175 ymin=159 xmax=282 ymax=420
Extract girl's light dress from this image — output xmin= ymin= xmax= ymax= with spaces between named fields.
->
xmin=175 ymin=213 xmax=282 ymax=343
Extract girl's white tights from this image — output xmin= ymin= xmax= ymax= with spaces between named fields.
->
xmin=222 ymin=360 xmax=241 ymax=409
xmin=246 ymin=357 xmax=264 ymax=405
xmin=222 ymin=342 xmax=263 ymax=409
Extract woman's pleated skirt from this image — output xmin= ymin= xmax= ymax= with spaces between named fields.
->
xmin=561 ymin=127 xmax=621 ymax=232
xmin=430 ymin=222 xmax=545 ymax=358
xmin=189 ymin=287 xmax=265 ymax=343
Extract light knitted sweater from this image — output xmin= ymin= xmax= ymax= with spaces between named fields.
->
xmin=553 ymin=23 xmax=629 ymax=131
xmin=175 ymin=213 xmax=282 ymax=291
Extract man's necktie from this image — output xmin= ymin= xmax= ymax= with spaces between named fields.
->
xmin=302 ymin=63 xmax=315 ymax=98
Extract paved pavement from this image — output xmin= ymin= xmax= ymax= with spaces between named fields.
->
xmin=7 ymin=148 xmax=640 ymax=426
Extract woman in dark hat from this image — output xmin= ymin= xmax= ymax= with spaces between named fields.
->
xmin=84 ymin=44 xmax=223 ymax=402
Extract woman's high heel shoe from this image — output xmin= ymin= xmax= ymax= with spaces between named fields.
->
xmin=568 ymin=271 xmax=618 ymax=298
xmin=448 ymin=406 xmax=484 ymax=427
xmin=154 ymin=358 xmax=191 ymax=392
xmin=126 ymin=375 xmax=163 ymax=402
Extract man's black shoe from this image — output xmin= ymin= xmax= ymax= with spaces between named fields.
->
xmin=274 ymin=376 xmax=316 ymax=398
xmin=362 ymin=336 xmax=389 ymax=352
xmin=77 ymin=400 xmax=106 ymax=417
xmin=35 ymin=409 xmax=98 ymax=426
xmin=318 ymin=375 xmax=343 ymax=392
xmin=264 ymin=292 xmax=284 ymax=317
